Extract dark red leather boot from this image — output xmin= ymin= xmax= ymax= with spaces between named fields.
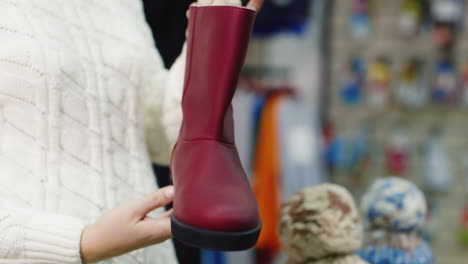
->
xmin=170 ymin=4 xmax=261 ymax=251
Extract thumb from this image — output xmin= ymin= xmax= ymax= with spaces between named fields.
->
xmin=133 ymin=186 xmax=174 ymax=217
xmin=138 ymin=215 xmax=173 ymax=243
xmin=137 ymin=209 xmax=174 ymax=244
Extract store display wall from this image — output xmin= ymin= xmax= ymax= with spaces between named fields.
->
xmin=328 ymin=1 xmax=468 ymax=263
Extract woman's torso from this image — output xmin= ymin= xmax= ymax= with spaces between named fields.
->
xmin=0 ymin=0 xmax=176 ymax=263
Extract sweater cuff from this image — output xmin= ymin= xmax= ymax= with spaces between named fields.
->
xmin=19 ymin=210 xmax=86 ymax=264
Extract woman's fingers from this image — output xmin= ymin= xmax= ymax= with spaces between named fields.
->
xmin=150 ymin=217 xmax=173 ymax=242
xmin=138 ymin=215 xmax=173 ymax=243
xmin=158 ymin=209 xmax=174 ymax=219
xmin=141 ymin=209 xmax=173 ymax=223
xmin=134 ymin=186 xmax=174 ymax=217
xmin=247 ymin=0 xmax=264 ymax=11
xmin=134 ymin=195 xmax=174 ymax=243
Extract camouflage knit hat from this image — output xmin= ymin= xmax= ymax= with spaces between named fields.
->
xmin=279 ymin=184 xmax=367 ymax=264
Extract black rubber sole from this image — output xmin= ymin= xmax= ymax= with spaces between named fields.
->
xmin=171 ymin=215 xmax=261 ymax=251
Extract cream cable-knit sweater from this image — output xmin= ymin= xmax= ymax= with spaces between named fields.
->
xmin=0 ymin=0 xmax=185 ymax=263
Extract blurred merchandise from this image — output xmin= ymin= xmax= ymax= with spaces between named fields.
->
xmin=399 ymin=0 xmax=424 ymax=37
xmin=278 ymin=97 xmax=325 ymax=200
xmin=432 ymin=22 xmax=457 ymax=48
xmin=431 ymin=0 xmax=464 ymax=49
xmin=358 ymin=178 xmax=434 ymax=264
xmin=325 ymin=125 xmax=371 ymax=183
xmin=340 ymin=56 xmax=366 ymax=105
xmin=327 ymin=1 xmax=468 ymax=263
xmin=347 ymin=126 xmax=371 ymax=184
xmin=252 ymin=0 xmax=310 ymax=36
xmin=233 ymin=88 xmax=257 ymax=177
xmin=459 ymin=155 xmax=468 ymax=247
xmin=421 ymin=127 xmax=454 ymax=193
xmin=432 ymin=58 xmax=458 ymax=103
xmin=325 ymin=131 xmax=347 ymax=171
xmin=395 ymin=58 xmax=429 ymax=108
xmin=252 ymin=92 xmax=284 ymax=253
xmin=251 ymin=89 xmax=326 ymax=255
xmin=347 ymin=127 xmax=371 ymax=170
xmin=279 ymin=184 xmax=367 ymax=264
xmin=361 ymin=177 xmax=427 ymax=231
xmin=432 ymin=0 xmax=464 ymax=25
xmin=420 ymin=199 xmax=438 ymax=242
xmin=358 ymin=231 xmax=433 ymax=264
xmin=459 ymin=204 xmax=468 ymax=247
xmin=420 ymin=148 xmax=449 ymax=245
xmin=463 ymin=153 xmax=468 ymax=189
xmin=460 ymin=64 xmax=468 ymax=106
xmin=367 ymin=57 xmax=392 ymax=109
xmin=201 ymin=250 xmax=225 ymax=264
xmin=350 ymin=0 xmax=373 ymax=39
xmin=386 ymin=126 xmax=410 ymax=176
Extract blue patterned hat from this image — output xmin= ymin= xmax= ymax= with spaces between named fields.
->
xmin=357 ymin=232 xmax=434 ymax=264
xmin=361 ymin=177 xmax=427 ymax=232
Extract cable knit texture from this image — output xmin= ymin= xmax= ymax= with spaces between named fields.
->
xmin=0 ymin=0 xmax=184 ymax=263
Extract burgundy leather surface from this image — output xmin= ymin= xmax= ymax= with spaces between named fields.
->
xmin=171 ymin=5 xmax=260 ymax=232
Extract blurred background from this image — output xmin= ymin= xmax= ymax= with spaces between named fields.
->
xmin=145 ymin=0 xmax=468 ymax=263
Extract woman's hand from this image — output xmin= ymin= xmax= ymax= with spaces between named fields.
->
xmin=80 ymin=186 xmax=175 ymax=263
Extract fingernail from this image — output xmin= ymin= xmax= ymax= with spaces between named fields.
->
xmin=164 ymin=187 xmax=175 ymax=199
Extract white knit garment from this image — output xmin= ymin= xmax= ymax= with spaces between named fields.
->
xmin=0 ymin=0 xmax=185 ymax=263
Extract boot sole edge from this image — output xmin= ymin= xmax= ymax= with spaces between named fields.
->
xmin=171 ymin=214 xmax=261 ymax=251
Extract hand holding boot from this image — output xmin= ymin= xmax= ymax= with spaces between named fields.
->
xmin=80 ymin=187 xmax=175 ymax=263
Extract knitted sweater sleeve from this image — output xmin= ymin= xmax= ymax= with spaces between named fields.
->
xmin=143 ymin=42 xmax=186 ymax=166
xmin=0 ymin=205 xmax=85 ymax=263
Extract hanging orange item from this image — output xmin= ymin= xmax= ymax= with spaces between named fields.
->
xmin=252 ymin=93 xmax=283 ymax=252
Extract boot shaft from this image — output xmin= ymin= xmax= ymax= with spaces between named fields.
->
xmin=180 ymin=5 xmax=256 ymax=142
xmin=170 ymin=6 xmax=261 ymax=249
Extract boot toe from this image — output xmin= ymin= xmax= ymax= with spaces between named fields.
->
xmin=172 ymin=140 xmax=260 ymax=232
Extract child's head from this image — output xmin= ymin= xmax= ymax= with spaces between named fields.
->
xmin=279 ymin=184 xmax=368 ymax=264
